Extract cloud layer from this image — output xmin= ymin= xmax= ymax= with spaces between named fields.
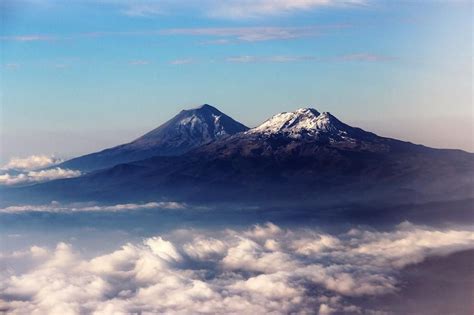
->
xmin=162 ymin=25 xmax=343 ymax=42
xmin=109 ymin=0 xmax=366 ymax=19
xmin=1 ymin=222 xmax=472 ymax=314
xmin=2 ymin=24 xmax=349 ymax=49
xmin=1 ymin=155 xmax=63 ymax=171
xmin=0 ymin=168 xmax=81 ymax=186
xmin=0 ymin=155 xmax=80 ymax=186
xmin=206 ymin=0 xmax=367 ymax=19
xmin=0 ymin=201 xmax=186 ymax=213
xmin=4 ymin=0 xmax=366 ymax=20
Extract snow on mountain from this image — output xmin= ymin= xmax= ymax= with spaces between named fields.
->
xmin=246 ymin=108 xmax=355 ymax=140
xmin=197 ymin=107 xmax=391 ymax=158
xmin=131 ymin=104 xmax=248 ymax=148
xmin=9 ymin=106 xmax=474 ymax=205
xmin=59 ymin=104 xmax=249 ymax=172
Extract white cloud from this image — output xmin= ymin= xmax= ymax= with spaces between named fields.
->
xmin=225 ymin=55 xmax=320 ymax=63
xmin=207 ymin=0 xmax=367 ymax=19
xmin=1 ymin=155 xmax=62 ymax=171
xmin=122 ymin=4 xmax=162 ymax=16
xmin=183 ymin=237 xmax=227 ymax=260
xmin=245 ymin=222 xmax=282 ymax=239
xmin=169 ymin=58 xmax=194 ymax=65
xmin=160 ymin=26 xmax=336 ymax=42
xmin=107 ymin=0 xmax=366 ymax=19
xmin=53 ymin=63 xmax=69 ymax=69
xmin=226 ymin=55 xmax=259 ymax=63
xmin=129 ymin=59 xmax=151 ymax=65
xmin=225 ymin=54 xmax=394 ymax=63
xmin=350 ymin=221 xmax=474 ymax=268
xmin=0 ymin=201 xmax=186 ymax=213
xmin=2 ymin=25 xmax=330 ymax=45
xmin=3 ymin=63 xmax=20 ymax=69
xmin=0 ymin=35 xmax=57 ymax=42
xmin=1 ymin=222 xmax=472 ymax=314
xmin=336 ymin=53 xmax=395 ymax=62
xmin=0 ymin=168 xmax=81 ymax=186
xmin=319 ymin=303 xmax=336 ymax=315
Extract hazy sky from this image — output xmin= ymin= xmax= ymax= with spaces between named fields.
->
xmin=0 ymin=0 xmax=472 ymax=162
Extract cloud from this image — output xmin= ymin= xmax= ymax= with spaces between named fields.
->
xmin=224 ymin=53 xmax=395 ymax=63
xmin=1 ymin=155 xmax=62 ymax=171
xmin=201 ymin=38 xmax=232 ymax=45
xmin=161 ymin=25 xmax=343 ymax=42
xmin=0 ymin=168 xmax=81 ymax=186
xmin=207 ymin=0 xmax=367 ymax=19
xmin=0 ymin=35 xmax=57 ymax=42
xmin=121 ymin=3 xmax=162 ymax=17
xmin=53 ymin=63 xmax=69 ymax=69
xmin=0 ymin=201 xmax=187 ymax=213
xmin=225 ymin=55 xmax=259 ymax=63
xmin=129 ymin=59 xmax=151 ymax=65
xmin=183 ymin=237 xmax=227 ymax=260
xmin=336 ymin=53 xmax=395 ymax=62
xmin=1 ymin=222 xmax=472 ymax=314
xmin=169 ymin=58 xmax=194 ymax=65
xmin=0 ymin=155 xmax=78 ymax=186
xmin=1 ymin=24 xmax=349 ymax=45
xmin=225 ymin=55 xmax=320 ymax=63
xmin=104 ymin=0 xmax=366 ymax=19
xmin=3 ymin=63 xmax=20 ymax=69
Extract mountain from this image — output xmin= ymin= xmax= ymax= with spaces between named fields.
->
xmin=59 ymin=104 xmax=249 ymax=172
xmin=5 ymin=107 xmax=473 ymax=207
xmin=202 ymin=108 xmax=393 ymax=157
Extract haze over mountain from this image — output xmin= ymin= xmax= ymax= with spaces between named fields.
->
xmin=7 ymin=105 xmax=472 ymax=207
xmin=59 ymin=104 xmax=248 ymax=172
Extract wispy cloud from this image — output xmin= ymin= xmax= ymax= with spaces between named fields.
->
xmin=1 ymin=222 xmax=472 ymax=314
xmin=1 ymin=24 xmax=348 ymax=45
xmin=129 ymin=59 xmax=151 ymax=65
xmin=201 ymin=38 xmax=232 ymax=45
xmin=53 ymin=63 xmax=69 ymax=69
xmin=161 ymin=25 xmax=345 ymax=42
xmin=226 ymin=55 xmax=320 ymax=63
xmin=225 ymin=53 xmax=393 ymax=63
xmin=0 ymin=201 xmax=186 ymax=213
xmin=102 ymin=0 xmax=367 ymax=19
xmin=169 ymin=58 xmax=194 ymax=65
xmin=3 ymin=63 xmax=20 ymax=69
xmin=207 ymin=0 xmax=367 ymax=19
xmin=121 ymin=4 xmax=162 ymax=17
xmin=336 ymin=53 xmax=396 ymax=62
xmin=0 ymin=35 xmax=57 ymax=42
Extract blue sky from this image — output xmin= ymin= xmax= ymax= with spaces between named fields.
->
xmin=0 ymin=0 xmax=472 ymax=161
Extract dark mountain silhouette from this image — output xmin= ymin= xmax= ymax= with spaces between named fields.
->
xmin=59 ymin=104 xmax=248 ymax=172
xmin=3 ymin=107 xmax=473 ymax=207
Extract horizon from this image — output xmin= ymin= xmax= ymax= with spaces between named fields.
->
xmin=1 ymin=0 xmax=473 ymax=163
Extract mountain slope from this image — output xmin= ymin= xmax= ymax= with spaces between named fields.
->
xmin=202 ymin=108 xmax=395 ymax=157
xmin=6 ymin=107 xmax=473 ymax=206
xmin=59 ymin=104 xmax=248 ymax=172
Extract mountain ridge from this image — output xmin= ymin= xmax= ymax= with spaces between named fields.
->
xmin=2 ymin=104 xmax=472 ymax=207
xmin=59 ymin=104 xmax=249 ymax=172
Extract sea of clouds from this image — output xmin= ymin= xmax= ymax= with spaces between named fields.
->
xmin=1 ymin=222 xmax=473 ymax=315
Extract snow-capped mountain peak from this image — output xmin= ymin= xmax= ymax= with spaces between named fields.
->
xmin=59 ymin=104 xmax=248 ymax=172
xmin=248 ymin=108 xmax=343 ymax=137
xmin=134 ymin=104 xmax=248 ymax=147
